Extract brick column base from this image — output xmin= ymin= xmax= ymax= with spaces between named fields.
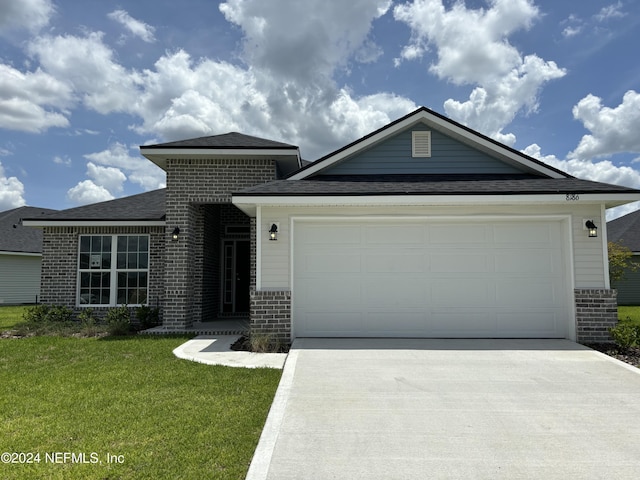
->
xmin=575 ymin=289 xmax=618 ymax=343
xmin=250 ymin=290 xmax=291 ymax=342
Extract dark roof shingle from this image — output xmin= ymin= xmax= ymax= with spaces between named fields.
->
xmin=23 ymin=189 xmax=166 ymax=222
xmin=0 ymin=206 xmax=57 ymax=253
xmin=235 ymin=175 xmax=639 ymax=196
xmin=608 ymin=209 xmax=640 ymax=251
xmin=141 ymin=132 xmax=298 ymax=150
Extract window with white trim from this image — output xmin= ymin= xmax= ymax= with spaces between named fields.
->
xmin=78 ymin=235 xmax=149 ymax=306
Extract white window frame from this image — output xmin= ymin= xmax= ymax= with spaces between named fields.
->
xmin=77 ymin=234 xmax=150 ymax=307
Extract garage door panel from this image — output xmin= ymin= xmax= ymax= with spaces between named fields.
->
xmin=430 ymin=253 xmax=490 ymax=273
xmin=293 ymin=220 xmax=569 ymax=339
xmin=365 ymin=225 xmax=425 ymax=244
xmin=299 ymin=278 xmax=361 ymax=308
xmin=429 ymin=311 xmax=495 ymax=336
xmin=365 ymin=253 xmax=427 ymax=273
xmin=496 ymin=312 xmax=562 ymax=337
xmin=431 ymin=279 xmax=491 ymax=306
xmin=495 ymin=251 xmax=556 ymax=273
xmin=365 ymin=278 xmax=427 ymax=308
xmin=304 ymin=253 xmax=361 ymax=273
xmin=496 ymin=280 xmax=558 ymax=306
xmin=299 ymin=312 xmax=363 ymax=336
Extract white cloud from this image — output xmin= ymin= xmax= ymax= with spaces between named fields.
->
xmin=523 ymin=143 xmax=640 ymax=220
xmin=107 ymin=9 xmax=156 ymax=43
xmin=28 ymin=32 xmax=139 ymax=114
xmin=569 ymin=91 xmax=640 ymax=160
xmin=0 ymin=63 xmax=73 ymax=132
xmin=66 ymin=180 xmax=114 ymax=206
xmin=220 ymin=0 xmax=391 ymax=81
xmin=0 ymin=161 xmax=26 ymax=210
xmin=562 ymin=25 xmax=583 ymax=38
xmin=86 ymin=162 xmax=126 ymax=193
xmin=393 ymin=0 xmax=565 ymax=144
xmin=594 ymin=2 xmax=625 ymax=22
xmin=7 ymin=1 xmax=415 ymax=160
xmin=83 ymin=143 xmax=165 ymax=192
xmin=0 ymin=0 xmax=54 ymax=36
xmin=53 ymin=155 xmax=71 ymax=166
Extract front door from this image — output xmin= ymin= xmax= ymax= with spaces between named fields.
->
xmin=222 ymin=240 xmax=250 ymax=313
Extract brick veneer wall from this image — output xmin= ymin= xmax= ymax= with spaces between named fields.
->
xmin=39 ymin=226 xmax=165 ymax=320
xmin=250 ymin=290 xmax=292 ymax=341
xmin=575 ymin=288 xmax=618 ymax=343
xmin=163 ymin=157 xmax=276 ymax=328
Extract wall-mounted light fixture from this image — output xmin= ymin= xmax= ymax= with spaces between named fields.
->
xmin=585 ymin=220 xmax=598 ymax=238
xmin=171 ymin=227 xmax=180 ymax=241
xmin=269 ymin=223 xmax=278 ymax=241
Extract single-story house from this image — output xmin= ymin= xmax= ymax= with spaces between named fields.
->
xmin=23 ymin=107 xmax=640 ymax=342
xmin=607 ymin=209 xmax=640 ymax=305
xmin=0 ymin=206 xmax=57 ymax=304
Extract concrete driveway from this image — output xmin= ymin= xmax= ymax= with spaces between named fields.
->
xmin=247 ymin=338 xmax=640 ymax=479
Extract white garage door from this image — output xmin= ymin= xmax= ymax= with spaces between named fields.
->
xmin=293 ymin=219 xmax=570 ymax=338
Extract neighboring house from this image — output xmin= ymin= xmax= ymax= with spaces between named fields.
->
xmin=607 ymin=209 xmax=640 ymax=305
xmin=23 ymin=107 xmax=640 ymax=342
xmin=0 ymin=206 xmax=57 ymax=304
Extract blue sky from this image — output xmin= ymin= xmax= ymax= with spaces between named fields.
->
xmin=1 ymin=0 xmax=639 ymax=218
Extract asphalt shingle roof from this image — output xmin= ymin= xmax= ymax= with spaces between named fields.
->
xmin=608 ymin=209 xmax=640 ymax=251
xmin=141 ymin=132 xmax=298 ymax=150
xmin=235 ymin=175 xmax=639 ymax=196
xmin=22 ymin=189 xmax=166 ymax=222
xmin=0 ymin=206 xmax=57 ymax=253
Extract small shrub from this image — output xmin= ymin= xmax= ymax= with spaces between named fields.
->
xmin=135 ymin=305 xmax=160 ymax=329
xmin=249 ymin=332 xmax=281 ymax=353
xmin=20 ymin=304 xmax=74 ymax=335
xmin=610 ymin=322 xmax=640 ymax=350
xmin=77 ymin=308 xmax=105 ymax=337
xmin=106 ymin=305 xmax=131 ymax=336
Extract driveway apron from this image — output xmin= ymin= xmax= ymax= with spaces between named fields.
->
xmin=247 ymin=338 xmax=640 ymax=479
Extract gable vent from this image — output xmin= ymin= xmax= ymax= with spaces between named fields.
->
xmin=412 ymin=131 xmax=431 ymax=158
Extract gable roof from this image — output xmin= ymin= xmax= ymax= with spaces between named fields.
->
xmin=608 ymin=209 xmax=640 ymax=251
xmin=0 ymin=206 xmax=57 ymax=254
xmin=288 ymin=107 xmax=569 ymax=180
xmin=22 ymin=189 xmax=166 ymax=226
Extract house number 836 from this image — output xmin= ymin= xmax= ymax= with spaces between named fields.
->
xmin=566 ymin=193 xmax=580 ymax=201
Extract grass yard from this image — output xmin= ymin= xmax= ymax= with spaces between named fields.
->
xmin=618 ymin=306 xmax=640 ymax=327
xmin=0 ymin=334 xmax=281 ymax=479
xmin=0 ymin=305 xmax=29 ymax=331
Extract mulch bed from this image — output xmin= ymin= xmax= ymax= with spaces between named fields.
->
xmin=584 ymin=343 xmax=640 ymax=368
xmin=230 ymin=335 xmax=291 ymax=353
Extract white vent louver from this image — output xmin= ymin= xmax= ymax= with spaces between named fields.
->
xmin=412 ymin=131 xmax=431 ymax=158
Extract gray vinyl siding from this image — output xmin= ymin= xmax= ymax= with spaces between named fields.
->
xmin=612 ymin=266 xmax=640 ymax=305
xmin=320 ymin=125 xmax=523 ymax=175
xmin=0 ymin=253 xmax=42 ymax=304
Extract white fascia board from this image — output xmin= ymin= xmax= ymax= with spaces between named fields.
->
xmin=0 ymin=251 xmax=41 ymax=257
xmin=141 ymin=147 xmax=298 ymax=157
xmin=233 ymin=193 xmax=640 ymax=208
xmin=21 ymin=220 xmax=166 ymax=227
xmin=289 ymin=110 xmax=565 ymax=180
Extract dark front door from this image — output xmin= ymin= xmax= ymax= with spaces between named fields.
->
xmin=222 ymin=240 xmax=250 ymax=313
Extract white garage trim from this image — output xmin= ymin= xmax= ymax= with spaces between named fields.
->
xmin=290 ymin=215 xmax=575 ymax=340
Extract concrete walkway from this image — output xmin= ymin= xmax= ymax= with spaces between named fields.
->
xmin=172 ymin=335 xmax=287 ymax=369
xmin=247 ymin=338 xmax=640 ymax=480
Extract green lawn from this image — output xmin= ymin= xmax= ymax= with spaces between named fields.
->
xmin=0 ymin=305 xmax=29 ymax=331
xmin=618 ymin=306 xmax=640 ymax=327
xmin=0 ymin=332 xmax=281 ymax=479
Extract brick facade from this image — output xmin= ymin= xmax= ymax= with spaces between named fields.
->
xmin=575 ymin=288 xmax=618 ymax=343
xmin=163 ymin=157 xmax=277 ymax=328
xmin=39 ymin=225 xmax=165 ymax=320
xmin=250 ymin=290 xmax=292 ymax=341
